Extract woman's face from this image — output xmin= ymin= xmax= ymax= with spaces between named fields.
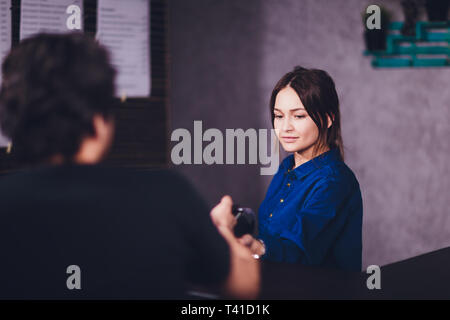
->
xmin=273 ymin=86 xmax=321 ymax=154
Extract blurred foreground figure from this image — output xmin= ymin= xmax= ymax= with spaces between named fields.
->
xmin=0 ymin=33 xmax=259 ymax=299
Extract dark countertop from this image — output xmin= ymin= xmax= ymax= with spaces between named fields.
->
xmin=260 ymin=247 xmax=450 ymax=299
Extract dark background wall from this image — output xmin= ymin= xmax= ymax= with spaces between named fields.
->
xmin=169 ymin=0 xmax=450 ymax=268
xmin=168 ymin=0 xmax=265 ymax=213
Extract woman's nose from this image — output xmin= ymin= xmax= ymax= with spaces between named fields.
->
xmin=282 ymin=117 xmax=294 ymax=131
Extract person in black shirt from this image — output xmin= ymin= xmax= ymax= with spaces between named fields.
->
xmin=0 ymin=33 xmax=259 ymax=299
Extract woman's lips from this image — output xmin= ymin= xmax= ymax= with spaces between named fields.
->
xmin=281 ymin=137 xmax=298 ymax=143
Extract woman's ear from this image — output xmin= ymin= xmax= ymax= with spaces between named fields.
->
xmin=327 ymin=115 xmax=333 ymax=129
xmin=92 ymin=114 xmax=115 ymax=157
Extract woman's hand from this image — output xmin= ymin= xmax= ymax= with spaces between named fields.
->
xmin=210 ymin=195 xmax=237 ymax=230
xmin=238 ymin=234 xmax=266 ymax=258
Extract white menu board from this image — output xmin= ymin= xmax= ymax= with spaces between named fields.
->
xmin=20 ymin=0 xmax=83 ymax=40
xmin=0 ymin=0 xmax=11 ymax=147
xmin=97 ymin=0 xmax=151 ymax=97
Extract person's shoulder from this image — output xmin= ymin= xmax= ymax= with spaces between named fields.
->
xmin=0 ymin=165 xmax=187 ymax=191
xmin=0 ymin=167 xmax=49 ymax=193
xmin=314 ymin=158 xmax=360 ymax=193
xmin=132 ymin=167 xmax=196 ymax=189
xmin=0 ymin=165 xmax=196 ymax=196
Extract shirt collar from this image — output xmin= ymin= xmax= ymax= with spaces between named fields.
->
xmin=281 ymin=148 xmax=341 ymax=181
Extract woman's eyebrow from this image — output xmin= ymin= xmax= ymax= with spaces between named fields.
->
xmin=274 ymin=107 xmax=305 ymax=112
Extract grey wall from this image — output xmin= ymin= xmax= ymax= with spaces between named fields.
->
xmin=168 ymin=0 xmax=265 ymax=212
xmin=169 ymin=0 xmax=450 ymax=268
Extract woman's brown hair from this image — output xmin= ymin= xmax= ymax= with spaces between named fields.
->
xmin=270 ymin=66 xmax=344 ymax=161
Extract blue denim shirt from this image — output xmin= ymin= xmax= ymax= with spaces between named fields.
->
xmin=258 ymin=148 xmax=363 ymax=271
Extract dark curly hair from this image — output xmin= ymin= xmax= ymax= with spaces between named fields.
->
xmin=270 ymin=66 xmax=344 ymax=161
xmin=0 ymin=33 xmax=116 ymax=164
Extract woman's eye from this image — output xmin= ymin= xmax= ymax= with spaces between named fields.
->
xmin=274 ymin=115 xmax=283 ymax=119
xmin=295 ymin=115 xmax=305 ymax=119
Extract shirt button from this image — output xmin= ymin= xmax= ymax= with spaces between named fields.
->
xmin=280 ymin=199 xmax=284 ymax=203
xmin=287 ymin=183 xmax=291 ymax=187
xmin=269 ymin=213 xmax=273 ymax=218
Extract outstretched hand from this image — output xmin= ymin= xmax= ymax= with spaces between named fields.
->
xmin=210 ymin=195 xmax=237 ymax=230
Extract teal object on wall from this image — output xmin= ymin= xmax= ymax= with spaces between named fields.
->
xmin=364 ymin=21 xmax=450 ymax=68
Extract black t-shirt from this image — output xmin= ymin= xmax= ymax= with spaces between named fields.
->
xmin=0 ymin=165 xmax=230 ymax=299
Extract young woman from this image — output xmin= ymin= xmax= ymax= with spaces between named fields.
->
xmin=242 ymin=66 xmax=363 ymax=271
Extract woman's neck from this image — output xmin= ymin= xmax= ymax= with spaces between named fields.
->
xmin=293 ymin=145 xmax=330 ymax=169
